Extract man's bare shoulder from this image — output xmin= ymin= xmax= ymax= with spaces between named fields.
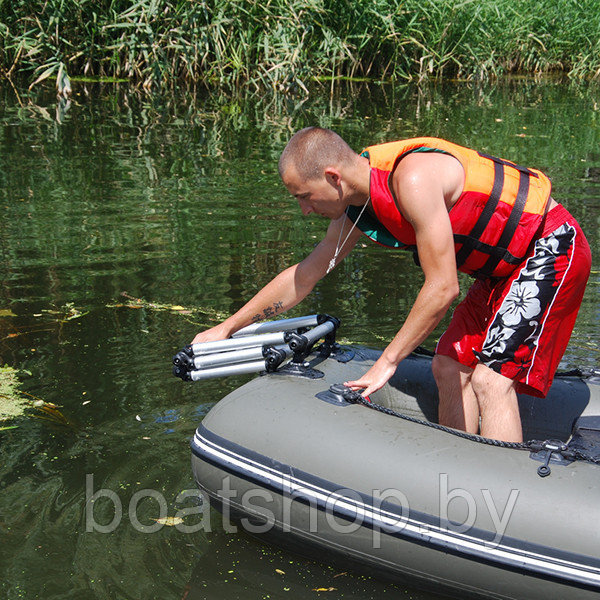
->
xmin=393 ymin=151 xmax=464 ymax=207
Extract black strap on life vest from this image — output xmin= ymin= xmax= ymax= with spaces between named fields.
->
xmin=454 ymin=152 xmax=539 ymax=278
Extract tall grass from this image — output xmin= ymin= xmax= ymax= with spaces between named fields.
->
xmin=1 ymin=0 xmax=600 ymax=92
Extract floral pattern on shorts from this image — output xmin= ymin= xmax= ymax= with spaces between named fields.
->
xmin=476 ymin=223 xmax=576 ymax=374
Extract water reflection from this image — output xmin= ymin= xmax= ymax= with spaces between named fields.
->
xmin=0 ymin=79 xmax=598 ymax=599
xmin=184 ymin=530 xmax=437 ymax=600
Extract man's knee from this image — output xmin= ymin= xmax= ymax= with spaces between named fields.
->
xmin=432 ymin=354 xmax=471 ymax=384
xmin=471 ymin=364 xmax=516 ymax=407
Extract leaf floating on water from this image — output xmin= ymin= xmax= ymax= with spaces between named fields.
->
xmin=152 ymin=516 xmax=184 ymax=526
xmin=32 ymin=405 xmax=68 ymax=424
xmin=312 ymin=588 xmax=337 ymax=592
xmin=30 ymin=396 xmax=73 ymax=426
xmin=63 ymin=304 xmax=88 ymax=320
xmin=106 ymin=292 xmax=231 ymax=326
xmin=39 ymin=303 xmax=89 ymax=323
xmin=0 ymin=309 xmax=17 ymax=318
xmin=0 ymin=367 xmax=73 ymax=427
xmin=43 ymin=302 xmax=88 ymax=321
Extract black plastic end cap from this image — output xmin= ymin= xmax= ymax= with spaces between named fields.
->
xmin=172 ymin=364 xmax=191 ymax=381
xmin=173 ymin=351 xmax=194 ymax=370
xmin=264 ymin=346 xmax=288 ymax=372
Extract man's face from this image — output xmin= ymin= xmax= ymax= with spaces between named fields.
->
xmin=282 ymin=166 xmax=345 ymax=220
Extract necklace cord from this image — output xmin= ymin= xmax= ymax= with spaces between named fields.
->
xmin=326 ymin=197 xmax=370 ymax=274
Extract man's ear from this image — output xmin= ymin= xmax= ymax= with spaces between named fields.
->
xmin=324 ymin=167 xmax=342 ymax=187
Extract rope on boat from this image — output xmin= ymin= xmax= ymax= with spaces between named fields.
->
xmin=339 ymin=387 xmax=530 ymax=450
xmin=567 ymin=448 xmax=600 ymax=465
xmin=338 ymin=387 xmax=600 ymax=472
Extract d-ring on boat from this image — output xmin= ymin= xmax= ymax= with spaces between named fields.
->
xmin=173 ymin=315 xmax=600 ymax=600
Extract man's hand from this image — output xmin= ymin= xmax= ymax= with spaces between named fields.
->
xmin=192 ymin=322 xmax=232 ymax=345
xmin=344 ymin=354 xmax=398 ymax=398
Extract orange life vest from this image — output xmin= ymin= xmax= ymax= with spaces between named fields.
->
xmin=348 ymin=137 xmax=552 ymax=278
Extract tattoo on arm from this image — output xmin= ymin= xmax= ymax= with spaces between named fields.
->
xmin=251 ymin=300 xmax=285 ymax=323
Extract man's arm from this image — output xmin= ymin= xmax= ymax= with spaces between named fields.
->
xmin=345 ymin=153 xmax=460 ymax=396
xmin=192 ymin=214 xmax=362 ymax=344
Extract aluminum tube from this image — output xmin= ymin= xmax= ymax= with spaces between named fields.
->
xmin=190 ymin=331 xmax=286 ymax=356
xmin=232 ymin=315 xmax=319 ymax=337
xmin=189 ymin=360 xmax=267 ymax=381
xmin=192 ymin=345 xmax=265 ymax=369
xmin=301 ymin=320 xmax=335 ymax=346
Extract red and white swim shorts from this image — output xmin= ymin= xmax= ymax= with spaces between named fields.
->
xmin=436 ymin=203 xmax=591 ymax=398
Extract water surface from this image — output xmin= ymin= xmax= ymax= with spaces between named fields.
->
xmin=0 ymin=79 xmax=598 ymax=599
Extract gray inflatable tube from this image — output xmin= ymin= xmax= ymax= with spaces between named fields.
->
xmin=191 ymin=346 xmax=600 ymax=599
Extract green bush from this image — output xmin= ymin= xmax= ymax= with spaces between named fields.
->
xmin=1 ymin=0 xmax=599 ymax=90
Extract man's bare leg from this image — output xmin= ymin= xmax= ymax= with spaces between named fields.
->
xmin=433 ymin=355 xmax=523 ymax=442
xmin=470 ymin=363 xmax=522 ymax=443
xmin=432 ymin=354 xmax=479 ymax=433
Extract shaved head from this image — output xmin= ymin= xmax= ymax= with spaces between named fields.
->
xmin=278 ymin=127 xmax=358 ymax=181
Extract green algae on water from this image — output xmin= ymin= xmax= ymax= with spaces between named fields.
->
xmin=0 ymin=365 xmax=27 ymax=423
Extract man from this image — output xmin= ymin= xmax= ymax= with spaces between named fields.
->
xmin=193 ymin=127 xmax=591 ymax=443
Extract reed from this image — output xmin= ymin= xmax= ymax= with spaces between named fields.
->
xmin=1 ymin=0 xmax=599 ymax=91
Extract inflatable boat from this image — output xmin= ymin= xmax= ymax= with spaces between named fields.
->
xmin=174 ymin=315 xmax=600 ymax=600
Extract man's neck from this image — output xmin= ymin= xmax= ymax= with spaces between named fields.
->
xmin=346 ymin=155 xmax=371 ymax=207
